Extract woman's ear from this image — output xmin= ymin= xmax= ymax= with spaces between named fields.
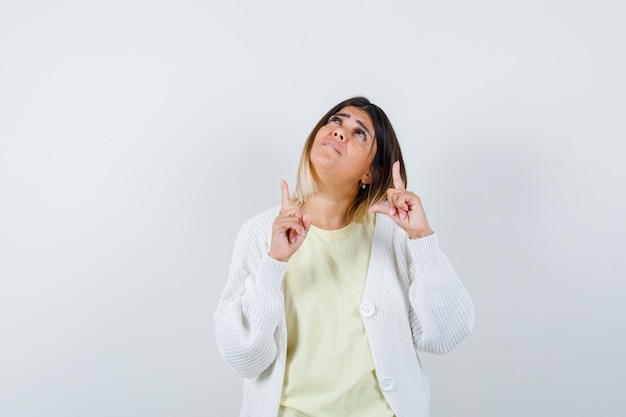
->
xmin=360 ymin=171 xmax=372 ymax=185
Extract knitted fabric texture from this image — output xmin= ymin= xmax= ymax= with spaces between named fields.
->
xmin=214 ymin=206 xmax=475 ymax=417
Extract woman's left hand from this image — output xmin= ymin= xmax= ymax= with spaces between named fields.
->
xmin=369 ymin=161 xmax=434 ymax=239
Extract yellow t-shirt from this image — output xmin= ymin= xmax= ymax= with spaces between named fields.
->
xmin=279 ymin=215 xmax=394 ymax=417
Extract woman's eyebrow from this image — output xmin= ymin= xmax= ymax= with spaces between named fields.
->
xmin=333 ymin=113 xmax=372 ymax=138
xmin=356 ymin=120 xmax=372 ymax=138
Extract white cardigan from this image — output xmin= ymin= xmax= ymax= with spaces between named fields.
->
xmin=214 ymin=207 xmax=474 ymax=417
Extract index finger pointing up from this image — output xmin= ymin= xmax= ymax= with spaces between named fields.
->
xmin=280 ymin=179 xmax=291 ymax=212
xmin=392 ymin=161 xmax=406 ymax=190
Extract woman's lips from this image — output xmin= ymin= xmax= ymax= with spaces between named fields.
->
xmin=322 ymin=140 xmax=341 ymax=154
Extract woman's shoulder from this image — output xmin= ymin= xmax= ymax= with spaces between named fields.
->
xmin=373 ymin=212 xmax=402 ymax=236
xmin=372 ymin=212 xmax=413 ymax=251
xmin=238 ymin=206 xmax=280 ymax=236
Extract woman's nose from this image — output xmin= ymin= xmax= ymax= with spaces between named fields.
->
xmin=333 ymin=130 xmax=345 ymax=141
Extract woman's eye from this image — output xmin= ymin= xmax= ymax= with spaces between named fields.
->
xmin=329 ymin=116 xmax=341 ymax=124
xmin=356 ymin=129 xmax=367 ymax=140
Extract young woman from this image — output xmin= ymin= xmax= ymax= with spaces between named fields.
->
xmin=214 ymin=96 xmax=474 ymax=417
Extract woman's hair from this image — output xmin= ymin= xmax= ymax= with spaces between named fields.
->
xmin=294 ymin=96 xmax=406 ymax=222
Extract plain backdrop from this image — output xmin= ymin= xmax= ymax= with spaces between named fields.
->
xmin=1 ymin=0 xmax=625 ymax=416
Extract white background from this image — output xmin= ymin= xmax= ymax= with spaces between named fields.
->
xmin=1 ymin=0 xmax=625 ymax=416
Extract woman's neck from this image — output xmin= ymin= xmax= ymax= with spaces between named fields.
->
xmin=302 ymin=193 xmax=355 ymax=230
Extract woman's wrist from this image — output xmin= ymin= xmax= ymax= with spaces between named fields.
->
xmin=408 ymin=228 xmax=434 ymax=239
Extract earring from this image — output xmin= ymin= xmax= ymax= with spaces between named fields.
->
xmin=360 ymin=183 xmax=367 ymax=189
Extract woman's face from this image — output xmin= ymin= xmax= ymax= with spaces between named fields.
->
xmin=309 ymin=106 xmax=377 ymax=189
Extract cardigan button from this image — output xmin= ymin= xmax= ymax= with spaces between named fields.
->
xmin=359 ymin=303 xmax=375 ymax=318
xmin=380 ymin=377 xmax=395 ymax=391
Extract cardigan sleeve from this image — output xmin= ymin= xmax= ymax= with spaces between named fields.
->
xmin=213 ymin=214 xmax=287 ymax=378
xmin=405 ymin=233 xmax=475 ymax=355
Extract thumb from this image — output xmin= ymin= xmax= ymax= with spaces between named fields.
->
xmin=369 ymin=202 xmax=392 ymax=216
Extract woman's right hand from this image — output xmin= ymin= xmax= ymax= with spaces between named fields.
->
xmin=268 ymin=180 xmax=311 ymax=262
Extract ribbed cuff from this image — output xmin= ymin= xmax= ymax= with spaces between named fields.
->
xmin=256 ymin=255 xmax=289 ymax=296
xmin=407 ymin=232 xmax=447 ymax=276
